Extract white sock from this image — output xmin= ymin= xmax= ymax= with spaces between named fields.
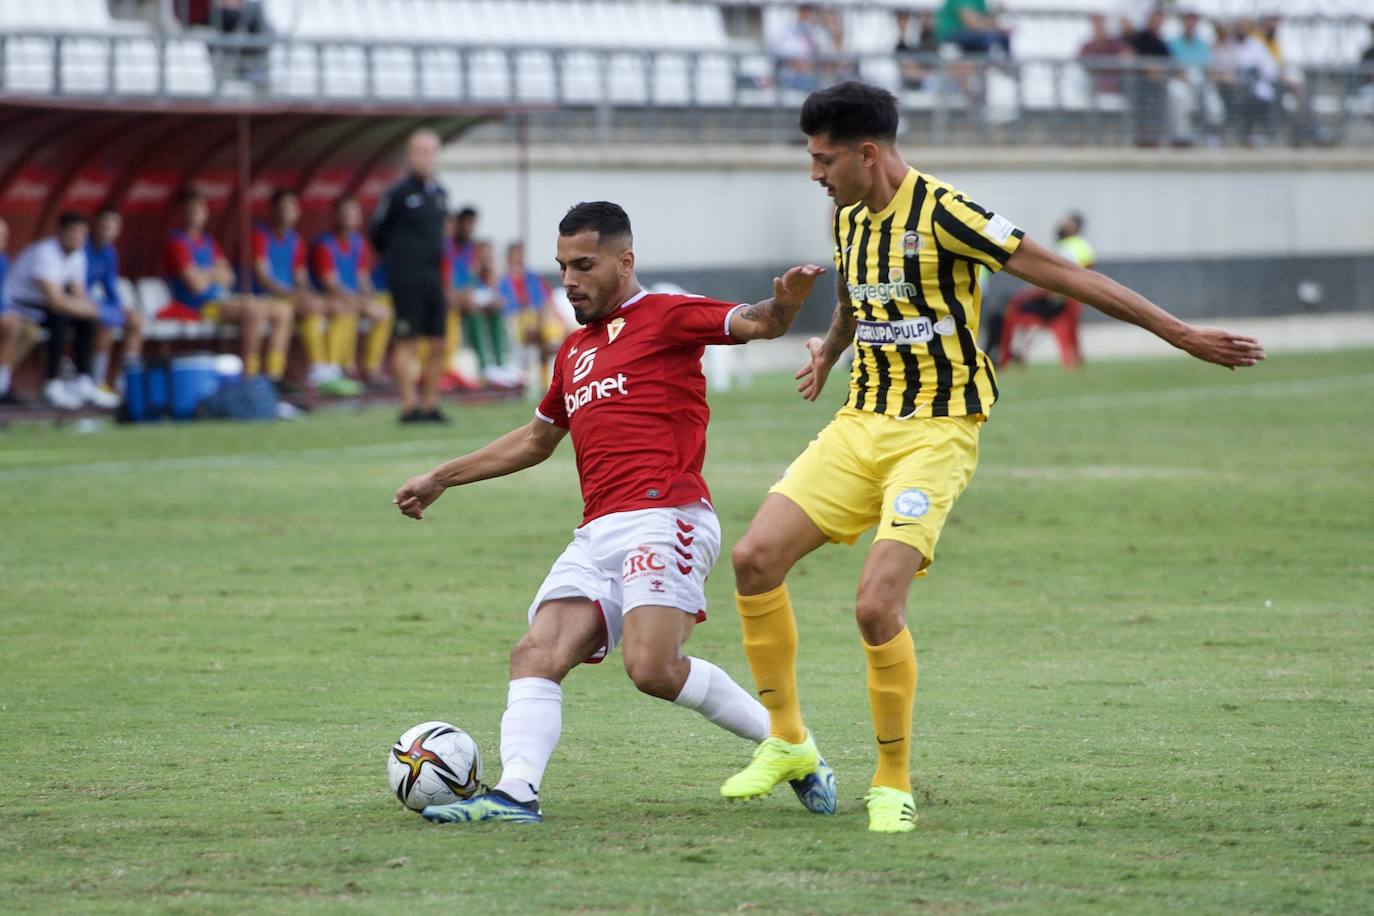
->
xmin=92 ymin=352 xmax=110 ymax=387
xmin=0 ymin=366 xmax=10 ymax=395
xmin=495 ymin=677 xmax=563 ymax=802
xmin=673 ymin=657 xmax=770 ymax=743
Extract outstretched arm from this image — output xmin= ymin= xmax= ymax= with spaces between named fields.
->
xmin=1004 ymin=236 xmax=1266 ymax=369
xmin=796 ymin=274 xmax=857 ymax=401
xmin=394 ymin=418 xmax=568 ymax=519
xmin=728 ymin=264 xmax=827 ymax=342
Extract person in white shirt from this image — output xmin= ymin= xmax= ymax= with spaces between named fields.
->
xmin=0 ymin=213 xmax=118 ymax=410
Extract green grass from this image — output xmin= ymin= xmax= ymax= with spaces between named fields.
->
xmin=2 ymin=349 xmax=1371 ymax=914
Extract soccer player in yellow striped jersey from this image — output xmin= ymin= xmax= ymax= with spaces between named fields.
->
xmin=721 ymin=81 xmax=1267 ymax=833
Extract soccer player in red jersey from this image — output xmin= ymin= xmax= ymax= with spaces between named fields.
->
xmin=394 ymin=202 xmax=829 ymax=824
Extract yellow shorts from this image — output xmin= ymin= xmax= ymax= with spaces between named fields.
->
xmin=201 ymin=301 xmax=222 ymax=322
xmin=769 ymin=407 xmax=982 ymax=572
xmin=515 ymin=310 xmax=566 ymax=346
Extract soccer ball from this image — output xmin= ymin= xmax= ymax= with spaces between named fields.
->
xmin=388 ymin=721 xmax=482 ymax=811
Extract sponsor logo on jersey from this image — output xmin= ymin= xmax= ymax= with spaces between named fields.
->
xmin=564 ymin=372 xmax=628 ymax=417
xmin=570 ymin=346 xmax=598 ymax=383
xmin=848 ymin=280 xmax=918 ymax=304
xmin=607 ymin=317 xmax=626 ymax=344
xmin=856 ymin=317 xmax=934 ymax=347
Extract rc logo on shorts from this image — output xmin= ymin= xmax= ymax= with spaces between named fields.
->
xmin=624 ymin=545 xmax=668 ymax=583
xmin=893 ymin=488 xmax=930 ymax=519
xmin=571 ymin=346 xmax=598 ymax=383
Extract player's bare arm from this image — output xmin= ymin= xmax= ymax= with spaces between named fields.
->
xmin=727 ymin=264 xmax=827 ymax=341
xmin=1004 ymin=236 xmax=1267 ymax=369
xmin=394 ymin=419 xmax=567 ymax=519
xmin=39 ymin=278 xmax=98 ymax=319
xmin=796 ymin=274 xmax=857 ymax=401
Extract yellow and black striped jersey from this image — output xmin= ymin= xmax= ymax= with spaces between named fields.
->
xmin=834 ymin=167 xmax=1023 ymax=419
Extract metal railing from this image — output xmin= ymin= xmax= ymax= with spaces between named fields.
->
xmin=4 ymin=29 xmax=1373 ymax=147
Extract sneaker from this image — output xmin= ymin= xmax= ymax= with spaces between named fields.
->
xmin=76 ymin=375 xmax=120 ymax=409
xmin=789 ymin=754 xmax=837 ymax=815
xmin=865 ymin=786 xmax=917 ymax=833
xmin=43 ymin=379 xmax=82 ymax=411
xmin=399 ymin=408 xmax=426 ymax=424
xmin=721 ymin=731 xmax=823 ymax=803
xmin=316 ymin=376 xmax=363 ymax=397
xmin=422 ymin=788 xmax=542 ymax=825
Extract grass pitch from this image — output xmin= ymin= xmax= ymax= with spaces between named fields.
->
xmin=1 ymin=348 xmax=1371 ymax=914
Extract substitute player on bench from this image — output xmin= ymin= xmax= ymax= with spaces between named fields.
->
xmin=394 ymin=202 xmax=831 ymax=824
xmin=721 ymin=82 xmax=1266 ymax=833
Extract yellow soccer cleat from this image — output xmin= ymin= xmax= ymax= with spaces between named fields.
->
xmin=865 ymin=786 xmax=917 ymax=833
xmin=722 ymin=733 xmax=820 ymax=801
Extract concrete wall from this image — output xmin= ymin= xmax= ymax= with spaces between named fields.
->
xmin=441 ymin=144 xmax=1374 ymax=332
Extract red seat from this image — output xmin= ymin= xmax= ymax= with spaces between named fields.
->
xmin=998 ymin=286 xmax=1082 ymax=368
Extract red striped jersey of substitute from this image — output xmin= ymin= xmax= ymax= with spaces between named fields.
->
xmin=536 ymin=290 xmax=746 ymax=525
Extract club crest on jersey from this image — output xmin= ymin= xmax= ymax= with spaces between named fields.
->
xmin=571 ymin=346 xmax=598 ymax=383
xmin=607 ymin=317 xmax=626 ymax=344
xmin=903 ymin=230 xmax=922 ymax=257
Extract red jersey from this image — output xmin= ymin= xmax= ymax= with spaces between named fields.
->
xmin=536 ymin=290 xmax=745 ymax=525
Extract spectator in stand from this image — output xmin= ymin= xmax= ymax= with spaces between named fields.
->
xmin=1126 ymin=8 xmax=1172 ymax=146
xmin=163 ymin=188 xmax=289 ymax=380
xmin=86 ymin=207 xmax=143 ymax=395
xmin=498 ymin=241 xmax=562 ymax=384
xmin=770 ymin=4 xmax=835 ymax=92
xmin=210 ymin=0 xmax=270 ymax=82
xmin=1255 ymin=14 xmax=1320 ymax=143
xmin=369 ymin=128 xmax=451 ymax=423
xmin=1167 ymin=11 xmax=1224 ymax=146
xmin=0 ymin=216 xmax=43 ymax=406
xmin=1079 ymin=13 xmax=1133 ymax=96
xmin=1213 ymin=18 xmax=1281 ymax=145
xmin=464 ymin=240 xmax=518 ymax=388
xmin=2 ymin=213 xmax=116 ymax=410
xmin=311 ymin=196 xmax=394 ymax=387
xmin=894 ymin=10 xmax=940 ymax=91
xmin=819 ymin=6 xmax=854 ymax=84
xmin=934 ymin=0 xmax=1012 ymax=58
xmin=254 ymin=189 xmax=359 ymax=395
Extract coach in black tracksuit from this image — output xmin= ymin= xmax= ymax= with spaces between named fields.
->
xmin=369 ymin=128 xmax=450 ymax=423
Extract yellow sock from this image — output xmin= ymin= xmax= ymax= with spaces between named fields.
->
xmin=736 ymin=584 xmax=806 ymax=744
xmin=244 ymin=352 xmax=261 ymax=376
xmin=364 ymin=307 xmax=394 ymax=374
xmin=444 ymin=311 xmax=460 ymax=370
xmin=300 ymin=314 xmax=326 ymax=367
xmin=328 ymin=313 xmax=358 ymax=370
xmin=265 ymin=348 xmax=286 ymax=381
xmin=865 ymin=627 xmax=917 ymax=792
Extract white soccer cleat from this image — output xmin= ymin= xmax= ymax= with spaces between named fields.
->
xmin=76 ymin=375 xmax=120 ymax=409
xmin=43 ymin=378 xmax=83 ymax=410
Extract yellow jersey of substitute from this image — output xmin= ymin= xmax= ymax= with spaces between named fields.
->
xmin=835 ymin=167 xmax=1023 ymax=419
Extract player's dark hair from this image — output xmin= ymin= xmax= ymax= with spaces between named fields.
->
xmin=56 ymin=211 xmax=88 ymax=230
xmin=176 ymin=188 xmax=206 ymax=208
xmin=456 ymin=206 xmax=478 ymax=220
xmin=332 ymin=195 xmax=355 ymax=213
xmin=559 ymin=201 xmax=632 ymax=245
xmin=271 ymin=188 xmax=298 ymax=208
xmin=95 ymin=204 xmax=120 ymax=219
xmin=799 ymin=80 xmax=899 ymax=144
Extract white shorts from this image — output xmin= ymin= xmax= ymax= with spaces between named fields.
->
xmin=527 ymin=501 xmax=722 ymax=664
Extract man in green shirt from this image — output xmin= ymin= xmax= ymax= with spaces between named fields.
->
xmin=935 ymin=0 xmax=1011 ymax=56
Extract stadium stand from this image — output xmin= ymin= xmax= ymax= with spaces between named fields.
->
xmin=2 ymin=1 xmax=1372 ymax=410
